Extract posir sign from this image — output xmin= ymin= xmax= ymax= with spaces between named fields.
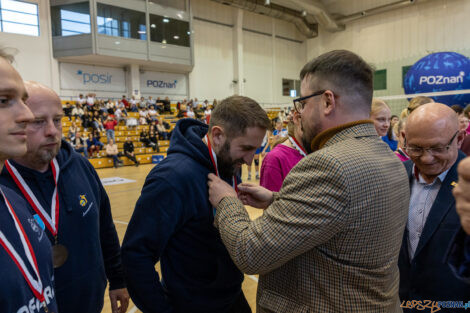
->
xmin=60 ymin=63 xmax=126 ymax=92
xmin=404 ymin=52 xmax=470 ymax=105
xmin=140 ymin=71 xmax=187 ymax=96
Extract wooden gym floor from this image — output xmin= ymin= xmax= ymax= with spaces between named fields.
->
xmin=98 ymin=163 xmax=262 ymax=313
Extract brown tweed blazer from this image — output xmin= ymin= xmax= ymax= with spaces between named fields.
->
xmin=215 ymin=122 xmax=410 ymax=313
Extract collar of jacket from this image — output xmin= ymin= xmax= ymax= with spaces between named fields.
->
xmin=310 ymin=120 xmax=375 ymax=152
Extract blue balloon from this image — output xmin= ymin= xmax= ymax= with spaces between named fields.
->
xmin=404 ymin=52 xmax=470 ymax=106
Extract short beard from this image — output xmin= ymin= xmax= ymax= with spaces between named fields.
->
xmin=35 ymin=141 xmax=61 ymax=166
xmin=216 ymin=140 xmax=243 ymax=179
xmin=301 ymin=119 xmax=322 ymax=154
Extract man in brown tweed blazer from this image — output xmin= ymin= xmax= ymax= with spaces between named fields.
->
xmin=208 ymin=50 xmax=410 ymax=313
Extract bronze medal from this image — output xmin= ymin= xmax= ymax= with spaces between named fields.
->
xmin=52 ymin=244 xmax=68 ymax=268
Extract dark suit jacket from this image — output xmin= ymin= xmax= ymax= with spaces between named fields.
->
xmin=448 ymin=228 xmax=470 ymax=284
xmin=399 ymin=152 xmax=470 ymax=304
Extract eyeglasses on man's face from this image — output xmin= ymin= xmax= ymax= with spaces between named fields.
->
xmin=292 ymin=90 xmax=326 ymax=113
xmin=404 ymin=130 xmax=459 ymax=157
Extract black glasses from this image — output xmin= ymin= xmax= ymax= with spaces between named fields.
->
xmin=293 ymin=90 xmax=326 ymax=113
xmin=404 ymin=130 xmax=459 ymax=157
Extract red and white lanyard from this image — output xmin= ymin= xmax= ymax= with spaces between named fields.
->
xmin=5 ymin=159 xmax=60 ymax=238
xmin=288 ymin=136 xmax=307 ymax=157
xmin=205 ymin=135 xmax=238 ymax=193
xmin=0 ymin=187 xmax=46 ymax=305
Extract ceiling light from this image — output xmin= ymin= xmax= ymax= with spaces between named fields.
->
xmin=163 ymin=18 xmax=169 ymax=23
xmin=138 ymin=30 xmax=146 ymax=34
xmin=162 ymin=39 xmax=167 ymax=44
xmin=151 ymin=24 xmax=156 ymax=28
xmin=301 ymin=10 xmax=307 ymax=17
xmin=187 ymin=31 xmax=191 ymax=35
xmin=264 ymin=0 xmax=270 ymax=5
xmin=173 ymin=35 xmax=179 ymax=39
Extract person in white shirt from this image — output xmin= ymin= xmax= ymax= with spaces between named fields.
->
xmin=187 ymin=107 xmax=195 ymax=119
xmin=148 ymin=107 xmax=158 ymax=121
xmin=86 ymin=93 xmax=95 ymax=107
xmin=77 ymin=94 xmax=86 ymax=106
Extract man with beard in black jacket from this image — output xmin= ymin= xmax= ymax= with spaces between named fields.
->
xmin=122 ymin=96 xmax=270 ymax=313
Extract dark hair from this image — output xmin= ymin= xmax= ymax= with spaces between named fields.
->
xmin=450 ymin=104 xmax=464 ymax=115
xmin=407 ymin=96 xmax=434 ymax=113
xmin=209 ymin=95 xmax=270 ymax=138
xmin=300 ymin=50 xmax=373 ymax=107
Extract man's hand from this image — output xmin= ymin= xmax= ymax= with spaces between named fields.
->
xmin=109 ymin=288 xmax=129 ymax=313
xmin=237 ymin=183 xmax=274 ymax=209
xmin=454 ymin=157 xmax=470 ymax=235
xmin=208 ymin=173 xmax=238 ymax=207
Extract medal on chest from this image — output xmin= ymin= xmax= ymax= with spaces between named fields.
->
xmin=5 ymin=159 xmax=68 ymax=268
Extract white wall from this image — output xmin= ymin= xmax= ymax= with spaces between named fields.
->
xmin=0 ymin=0 xmax=60 ymax=92
xmin=305 ymin=0 xmax=470 ymax=113
xmin=189 ymin=0 xmax=307 ymax=106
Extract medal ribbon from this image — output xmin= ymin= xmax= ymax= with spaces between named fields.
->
xmin=205 ymin=135 xmax=238 ymax=193
xmin=5 ymin=159 xmax=60 ymax=237
xmin=288 ymin=136 xmax=307 ymax=157
xmin=0 ymin=187 xmax=45 ymax=304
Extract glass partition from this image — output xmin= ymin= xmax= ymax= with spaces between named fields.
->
xmin=97 ymin=3 xmax=146 ymax=40
xmin=51 ymin=2 xmax=91 ymax=37
xmin=149 ymin=14 xmax=190 ymax=47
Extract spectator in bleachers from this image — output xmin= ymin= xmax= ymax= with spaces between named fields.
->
xmin=106 ymin=138 xmax=122 ymax=168
xmin=202 ymin=99 xmax=209 ymax=110
xmin=77 ymin=93 xmax=86 ymax=106
xmin=155 ymin=97 xmax=163 ymax=114
xmin=204 ymin=106 xmax=212 ymax=124
xmin=106 ymin=98 xmax=115 ymax=115
xmin=149 ymin=127 xmax=160 ymax=153
xmin=139 ymin=96 xmax=146 ymax=109
xmin=63 ymin=102 xmax=73 ymax=120
xmin=71 ymin=103 xmax=84 ymax=120
xmin=187 ymin=107 xmax=195 ymax=119
xmin=147 ymin=96 xmax=155 ymax=108
xmin=156 ymin=119 xmax=169 ymax=140
xmin=148 ymin=105 xmax=158 ymax=122
xmin=272 ymin=118 xmax=288 ymax=139
xmin=140 ymin=129 xmax=157 ymax=151
xmin=139 ymin=108 xmax=149 ymax=125
xmin=81 ymin=110 xmax=93 ymax=130
xmin=130 ymin=96 xmax=139 ymax=112
xmin=115 ymin=106 xmax=126 ymax=124
xmin=260 ymin=114 xmax=305 ymax=192
xmin=162 ymin=96 xmax=171 ymax=113
xmin=92 ymin=111 xmax=105 ymax=132
xmin=86 ymin=93 xmax=95 ymax=108
xmin=193 ymin=97 xmax=199 ymax=109
xmin=71 ymin=130 xmax=87 ymax=158
xmin=120 ymin=95 xmax=130 ymax=110
xmin=68 ymin=121 xmax=78 ymax=141
xmin=104 ymin=115 xmax=117 ymax=142
xmin=86 ymin=133 xmax=100 ymax=158
xmin=370 ymin=99 xmax=396 ymax=151
xmin=123 ymin=138 xmax=139 ymax=166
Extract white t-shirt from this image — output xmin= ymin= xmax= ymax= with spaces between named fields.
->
xmin=204 ymin=109 xmax=211 ymax=117
xmin=139 ymin=110 xmax=148 ymax=117
xmin=77 ymin=97 xmax=86 ymax=105
xmin=187 ymin=111 xmax=195 ymax=118
xmin=86 ymin=96 xmax=95 ymax=105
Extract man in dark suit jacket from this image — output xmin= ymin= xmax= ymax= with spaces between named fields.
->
xmin=399 ymin=102 xmax=470 ymax=309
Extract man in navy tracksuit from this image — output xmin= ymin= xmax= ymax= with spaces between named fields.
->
xmin=0 ymin=52 xmax=58 ymax=313
xmin=122 ymin=96 xmax=270 ymax=313
xmin=0 ymin=82 xmax=129 ymax=313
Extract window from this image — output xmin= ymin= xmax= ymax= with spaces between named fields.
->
xmin=282 ymin=79 xmax=300 ymax=97
xmin=149 ymin=0 xmax=186 ymax=11
xmin=50 ymin=2 xmax=90 ymax=37
xmin=373 ymin=69 xmax=387 ymax=91
xmin=149 ymin=14 xmax=190 ymax=47
xmin=402 ymin=65 xmax=412 ymax=88
xmin=0 ymin=0 xmax=39 ymax=36
xmin=97 ymin=4 xmax=146 ymax=40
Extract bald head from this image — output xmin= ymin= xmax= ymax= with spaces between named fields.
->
xmin=405 ymin=102 xmax=463 ymax=183
xmin=24 ymin=81 xmax=61 ymax=109
xmin=14 ymin=81 xmax=63 ymax=172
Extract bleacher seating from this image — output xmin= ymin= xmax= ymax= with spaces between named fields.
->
xmin=62 ymin=104 xmax=285 ymax=169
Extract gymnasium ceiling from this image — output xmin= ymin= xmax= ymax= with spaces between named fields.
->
xmin=212 ymin=0 xmax=430 ymax=37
